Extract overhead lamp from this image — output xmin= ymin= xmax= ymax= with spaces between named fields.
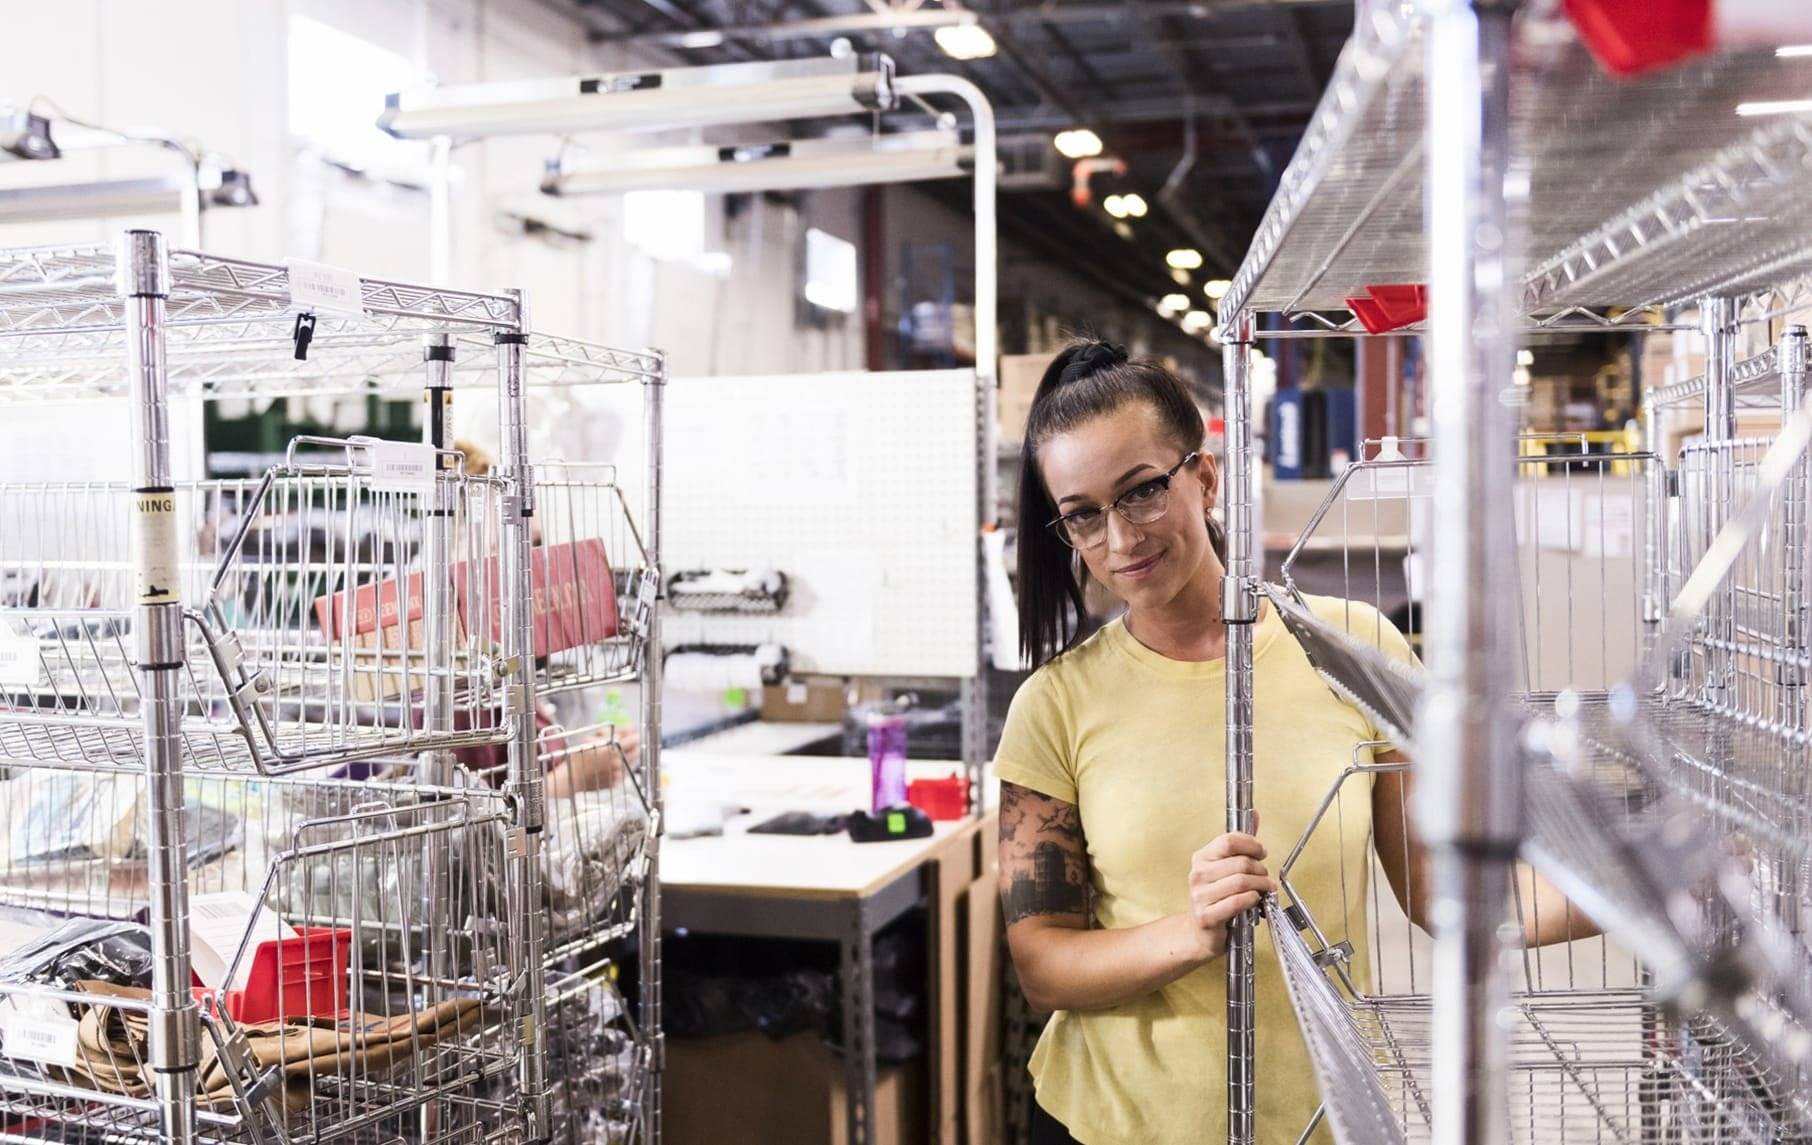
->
xmin=1777 ymin=45 xmax=1812 ymax=57
xmin=1158 ymin=293 xmax=1190 ymax=317
xmin=381 ymin=56 xmax=897 ymax=139
xmin=1053 ymin=128 xmax=1103 ymax=159
xmin=1166 ymin=248 xmax=1204 ymax=271
xmin=1103 ymin=194 xmax=1130 ymax=219
xmin=1736 ymin=97 xmax=1812 ymax=117
xmin=1111 ymin=220 xmax=1133 ymax=240
xmin=1119 ymin=193 xmax=1147 ymax=218
xmin=0 ymin=174 xmax=258 ymax=223
xmin=543 ymin=129 xmax=971 ymax=195
xmin=0 ymin=108 xmax=57 ymax=161
xmin=1182 ymin=310 xmax=1213 ymax=334
xmin=934 ymin=19 xmax=996 ymax=60
xmin=1516 ymin=348 xmax=1535 ymax=365
xmin=1203 ymin=278 xmax=1231 ymax=301
xmin=1170 ymin=268 xmax=1192 ymax=286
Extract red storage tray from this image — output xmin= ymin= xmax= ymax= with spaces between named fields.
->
xmin=907 ymin=775 xmax=969 ymax=821
xmin=193 ymin=927 xmax=351 ymax=1023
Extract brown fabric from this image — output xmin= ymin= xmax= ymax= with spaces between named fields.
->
xmin=65 ymin=981 xmax=487 ymax=1113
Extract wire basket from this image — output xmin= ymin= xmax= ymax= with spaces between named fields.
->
xmin=530 ymin=464 xmax=657 ymax=697
xmin=0 ymin=767 xmax=521 ymax=1144
xmin=0 ymin=440 xmax=514 ymax=774
xmin=543 ymin=964 xmax=652 ymax=1145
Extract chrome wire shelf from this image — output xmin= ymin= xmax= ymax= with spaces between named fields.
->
xmin=0 ymin=247 xmax=660 ymax=400
xmin=1221 ymin=7 xmax=1812 ymax=324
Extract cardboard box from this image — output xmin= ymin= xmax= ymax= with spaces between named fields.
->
xmin=312 ymin=538 xmax=619 ymax=698
xmin=760 ymin=682 xmax=847 ymax=723
xmin=997 ymin=352 xmax=1050 ymax=446
xmin=665 ymin=1031 xmax=925 ymax=1145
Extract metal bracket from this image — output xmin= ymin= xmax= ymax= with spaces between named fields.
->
xmin=1310 ymin=940 xmax=1354 ymax=970
xmin=1222 ymin=575 xmax=1260 ymax=625
xmin=1283 ymin=903 xmax=1313 ymax=932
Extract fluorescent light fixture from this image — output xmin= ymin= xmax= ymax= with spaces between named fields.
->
xmin=1182 ymin=310 xmax=1212 ymax=334
xmin=1111 ymin=220 xmax=1133 ymax=239
xmin=1203 ymin=278 xmax=1231 ymax=301
xmin=677 ymin=30 xmax=727 ymax=49
xmin=381 ymin=56 xmax=897 ymax=139
xmin=1166 ymin=248 xmax=1204 ymax=270
xmin=1119 ymin=192 xmax=1147 ymax=218
xmin=1777 ymin=45 xmax=1812 ymax=57
xmin=0 ymin=108 xmax=57 ymax=161
xmin=1158 ymin=293 xmax=1190 ymax=317
xmin=0 ymin=175 xmax=258 ymax=222
xmin=1170 ymin=268 xmax=1192 ymax=285
xmin=1053 ymin=128 xmax=1102 ymax=159
xmin=1516 ymin=348 xmax=1535 ymax=366
xmin=1737 ymin=97 xmax=1812 ymax=117
xmin=1103 ymin=194 xmax=1130 ymax=218
xmin=543 ymin=129 xmax=969 ymax=196
xmin=934 ymin=20 xmax=996 ymax=60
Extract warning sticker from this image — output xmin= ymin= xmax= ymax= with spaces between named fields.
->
xmin=132 ymin=489 xmax=180 ymax=605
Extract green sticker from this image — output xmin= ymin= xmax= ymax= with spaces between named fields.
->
xmin=887 ymin=811 xmax=906 ymax=834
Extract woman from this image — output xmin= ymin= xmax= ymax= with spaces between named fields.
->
xmin=995 ymin=341 xmax=1588 ymax=1144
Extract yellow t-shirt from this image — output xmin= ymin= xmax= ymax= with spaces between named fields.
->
xmin=994 ymin=593 xmax=1415 ymax=1145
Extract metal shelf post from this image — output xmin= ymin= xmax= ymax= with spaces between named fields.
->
xmin=1220 ymin=311 xmax=1257 ymax=1145
xmin=1419 ymin=3 xmax=1520 ymax=1143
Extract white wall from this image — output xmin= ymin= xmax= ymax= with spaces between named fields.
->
xmin=0 ymin=0 xmax=864 ymax=473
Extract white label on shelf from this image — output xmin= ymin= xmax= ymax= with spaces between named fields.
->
xmin=285 ymin=258 xmax=368 ymax=319
xmin=131 ymin=490 xmax=180 ymax=605
xmin=0 ymin=621 xmax=41 ymax=688
xmin=1 ymin=1011 xmax=80 ymax=1067
xmin=366 ymin=439 xmax=437 ymax=494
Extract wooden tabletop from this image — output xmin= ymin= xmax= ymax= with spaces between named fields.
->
xmin=659 ymin=750 xmax=997 ymax=901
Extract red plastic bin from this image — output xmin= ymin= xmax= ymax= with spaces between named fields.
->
xmin=193 ymin=927 xmax=352 ymax=1024
xmin=907 ymin=775 xmax=970 ymax=821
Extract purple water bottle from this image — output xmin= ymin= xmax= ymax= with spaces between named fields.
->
xmin=867 ymin=711 xmax=908 ymax=812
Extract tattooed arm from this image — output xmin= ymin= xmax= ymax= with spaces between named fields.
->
xmin=999 ymin=781 xmax=1275 ymax=1012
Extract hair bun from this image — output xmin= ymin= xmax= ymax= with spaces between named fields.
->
xmin=1057 ymin=341 xmax=1129 ymax=387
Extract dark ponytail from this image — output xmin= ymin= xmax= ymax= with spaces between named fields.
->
xmin=1015 ymin=339 xmax=1217 ymax=668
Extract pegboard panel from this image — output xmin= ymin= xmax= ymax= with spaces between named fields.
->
xmin=661 ymin=369 xmax=980 ymax=678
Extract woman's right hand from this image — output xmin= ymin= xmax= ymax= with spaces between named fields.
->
xmin=1185 ymin=829 xmax=1278 ymax=961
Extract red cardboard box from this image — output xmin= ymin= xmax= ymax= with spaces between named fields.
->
xmin=454 ymin=538 xmax=620 ymax=657
xmin=311 ymin=539 xmax=619 ymax=698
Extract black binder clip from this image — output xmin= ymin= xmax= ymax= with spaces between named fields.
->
xmin=292 ymin=312 xmax=317 ymax=361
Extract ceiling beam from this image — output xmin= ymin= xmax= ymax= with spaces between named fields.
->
xmin=591 ymin=0 xmax=1348 ymax=45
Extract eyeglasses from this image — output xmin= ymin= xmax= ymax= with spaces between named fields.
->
xmin=1047 ymin=452 xmax=1200 ymax=550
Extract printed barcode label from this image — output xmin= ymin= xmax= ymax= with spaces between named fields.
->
xmin=1 ymin=1013 xmax=81 ymax=1067
xmin=285 ymin=258 xmax=368 ymax=319
xmin=366 ymin=440 xmax=437 ymax=495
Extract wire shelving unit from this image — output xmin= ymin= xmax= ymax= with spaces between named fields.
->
xmin=1216 ymin=4 xmax=1812 ymax=1143
xmin=0 ymin=232 xmax=666 ymax=1145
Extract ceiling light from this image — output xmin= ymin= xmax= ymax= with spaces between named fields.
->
xmin=1111 ymin=220 xmax=1133 ymax=239
xmin=1170 ymin=268 xmax=1192 ymax=285
xmin=1182 ymin=310 xmax=1212 ymax=334
xmin=1736 ymin=98 xmax=1812 ymax=117
xmin=1103 ymin=194 xmax=1129 ymax=219
xmin=1119 ymin=193 xmax=1147 ymax=218
xmin=544 ymin=129 xmax=969 ymax=195
xmin=934 ymin=20 xmax=996 ymax=60
xmin=382 ymin=57 xmax=897 ymax=139
xmin=1516 ymin=348 xmax=1535 ymax=366
xmin=0 ymin=109 xmax=58 ymax=161
xmin=677 ymin=30 xmax=727 ymax=49
xmin=1053 ymin=128 xmax=1103 ymax=159
xmin=1203 ymin=278 xmax=1231 ymax=301
xmin=1158 ymin=293 xmax=1190 ymax=317
xmin=1166 ymin=248 xmax=1204 ymax=270
xmin=1777 ymin=45 xmax=1812 ymax=57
